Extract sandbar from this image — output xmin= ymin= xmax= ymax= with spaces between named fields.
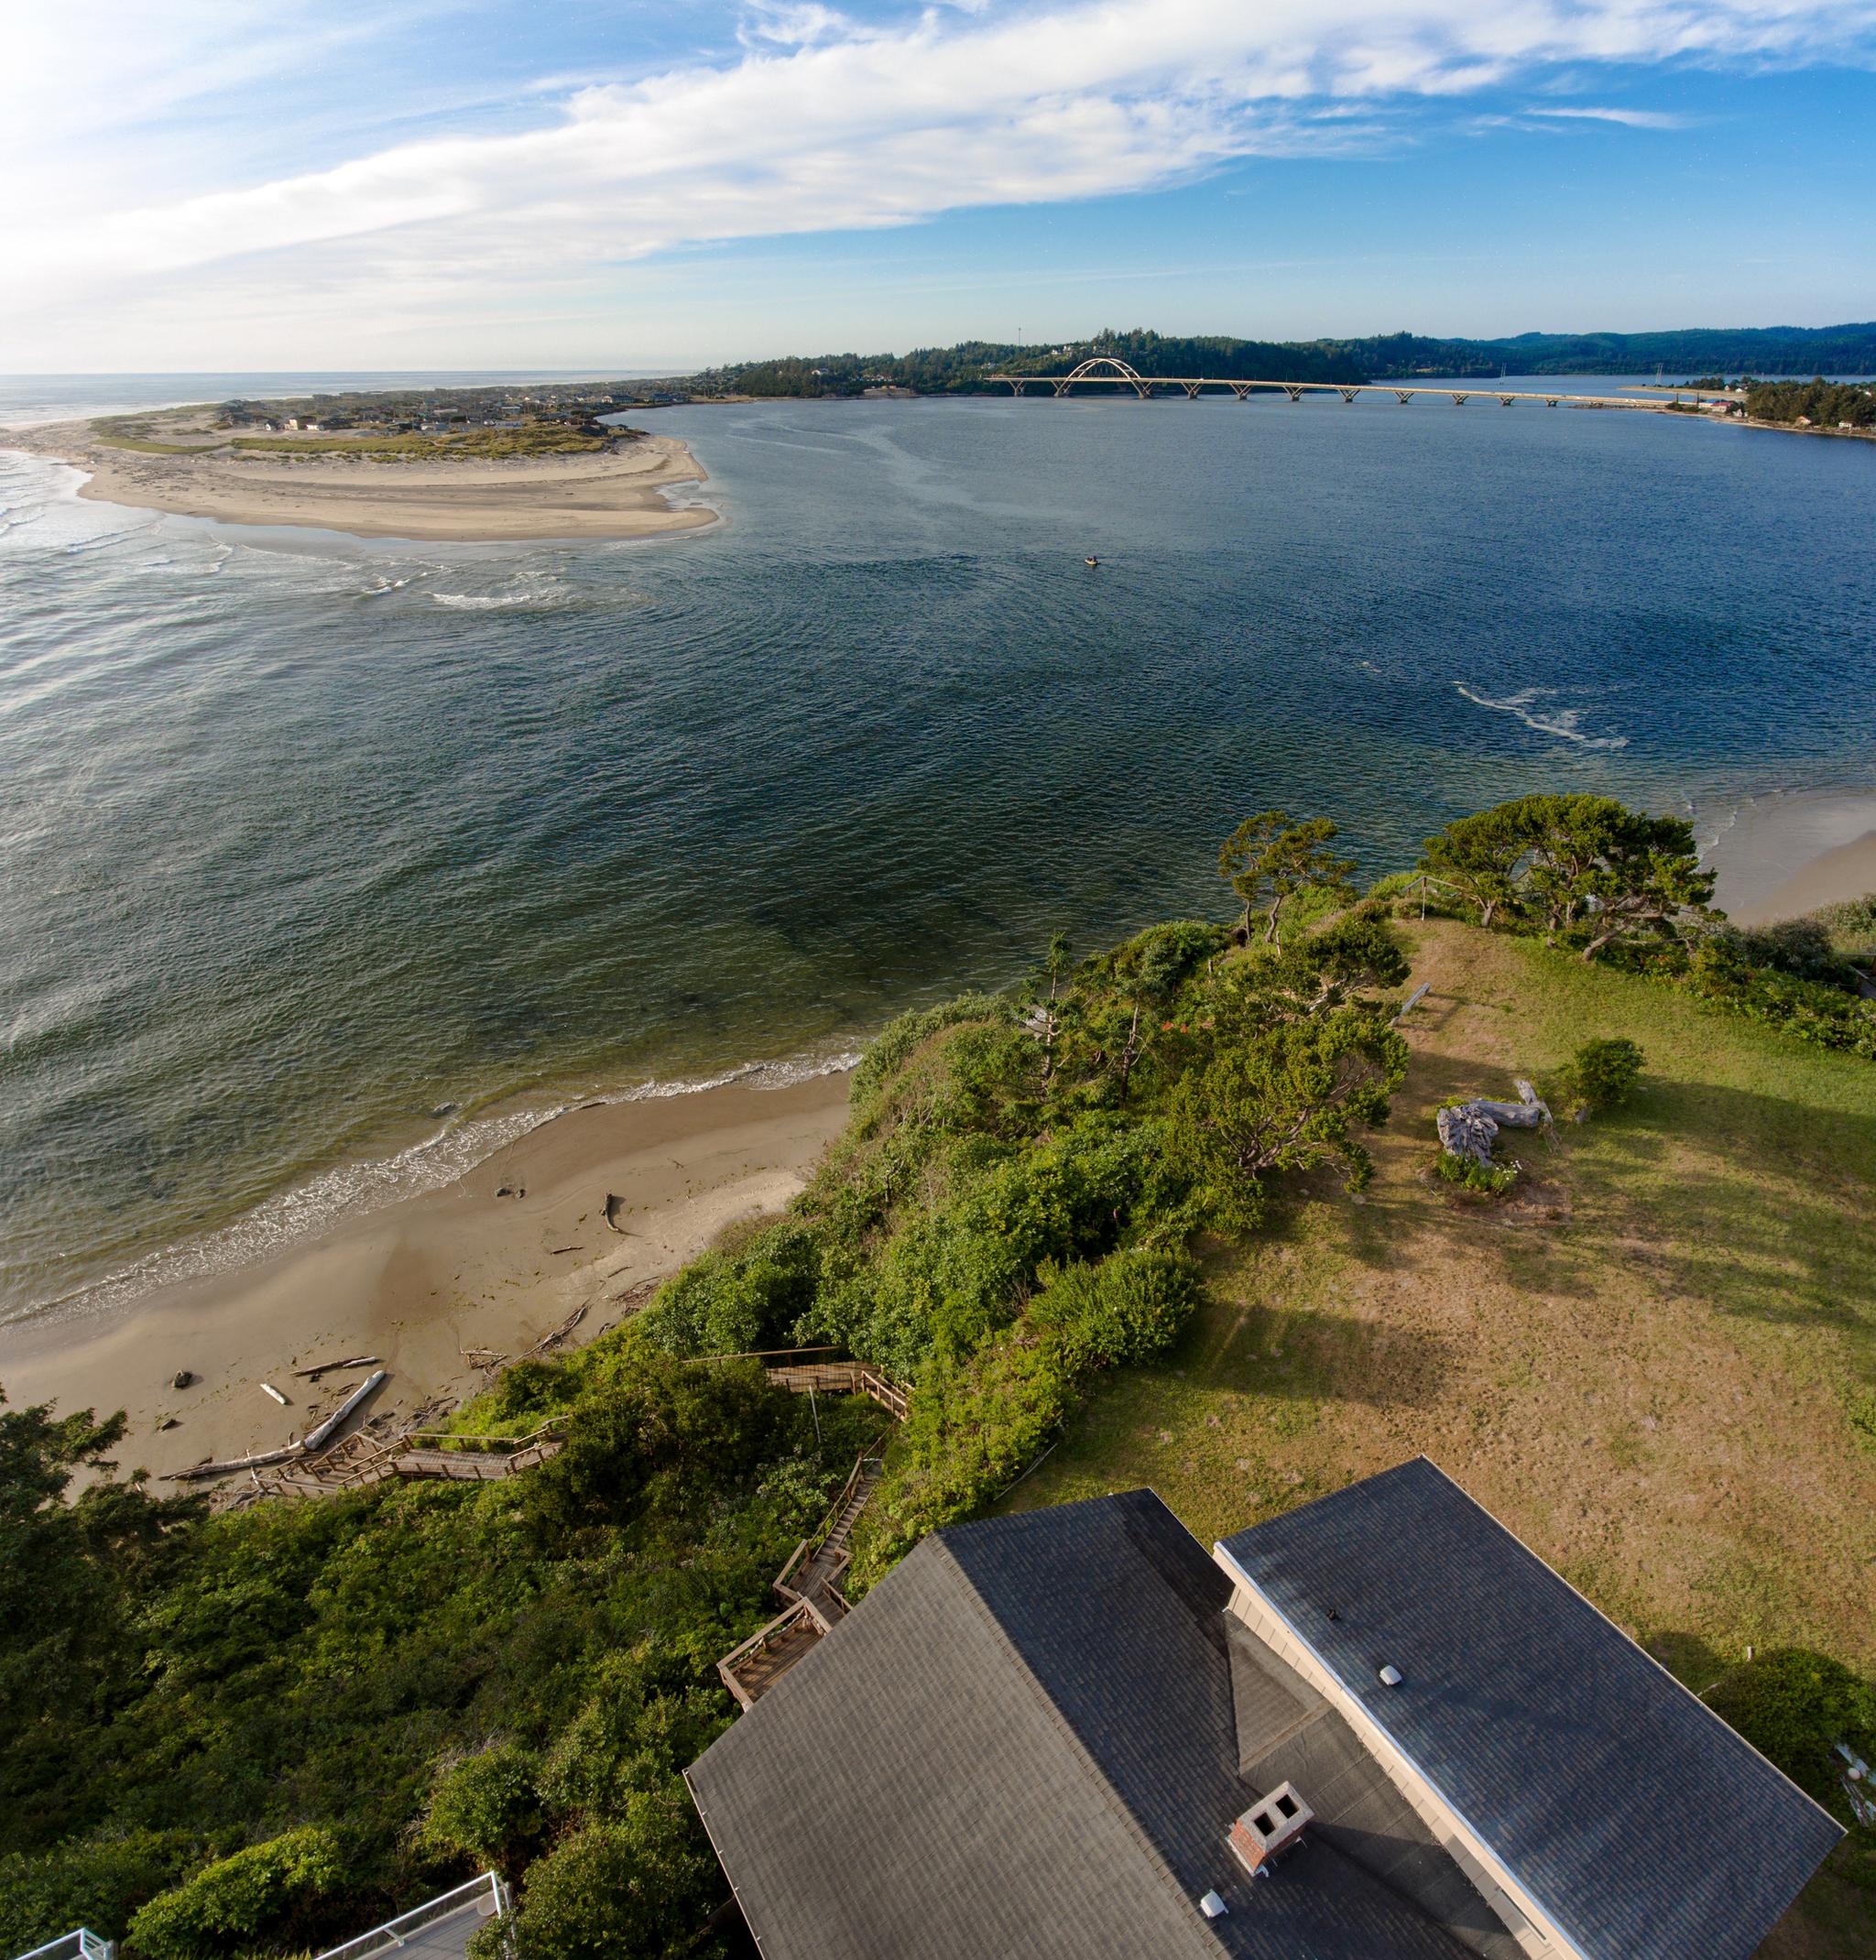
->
xmin=2 ymin=419 xmax=715 ymax=543
xmin=0 ymin=1071 xmax=851 ymax=1482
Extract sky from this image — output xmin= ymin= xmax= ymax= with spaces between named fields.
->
xmin=4 ymin=0 xmax=1875 ymax=372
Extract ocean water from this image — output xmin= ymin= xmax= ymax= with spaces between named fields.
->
xmin=2 ymin=375 xmax=1873 ymax=1325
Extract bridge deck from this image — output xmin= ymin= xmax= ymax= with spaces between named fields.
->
xmin=987 ymin=361 xmax=1739 ymax=410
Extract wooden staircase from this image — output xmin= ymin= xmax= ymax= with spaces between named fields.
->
xmin=261 ymin=1420 xmax=565 ymax=1497
xmin=713 ymin=1379 xmax=905 ymax=1716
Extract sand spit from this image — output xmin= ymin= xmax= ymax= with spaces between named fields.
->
xmin=3 ymin=419 xmax=715 ymax=542
xmin=0 ymin=1071 xmax=851 ymax=1481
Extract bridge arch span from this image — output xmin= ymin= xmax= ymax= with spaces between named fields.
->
xmin=1057 ymin=355 xmax=1151 ymax=398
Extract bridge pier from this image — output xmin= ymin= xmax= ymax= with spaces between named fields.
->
xmin=1230 ymin=384 xmax=1252 ymax=401
xmin=1393 ymin=390 xmax=1416 ymax=405
xmin=1282 ymin=385 xmax=1304 ymax=404
xmin=1336 ymin=386 xmax=1360 ymax=405
xmin=1450 ymin=393 xmax=1470 ymax=406
xmin=1052 ymin=380 xmax=1070 ymax=397
xmin=1183 ymin=381 xmax=1202 ymax=399
xmin=1545 ymin=397 xmax=1560 ymax=408
xmin=1497 ymin=395 xmax=1515 ymax=407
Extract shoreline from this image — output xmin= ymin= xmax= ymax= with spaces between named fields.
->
xmin=1 ymin=783 xmax=1871 ymax=1478
xmin=0 ymin=419 xmax=717 ymax=543
xmin=0 ymin=1070 xmax=851 ymax=1481
xmin=1703 ymin=786 xmax=1876 ymax=923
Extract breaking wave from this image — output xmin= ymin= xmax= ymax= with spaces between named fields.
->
xmin=1454 ymin=684 xmax=1629 ymax=750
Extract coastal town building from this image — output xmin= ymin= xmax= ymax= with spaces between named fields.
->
xmin=683 ymin=1460 xmax=1839 ymax=1960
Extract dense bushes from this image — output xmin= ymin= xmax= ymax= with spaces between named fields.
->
xmin=0 ymin=1351 xmax=871 ymax=1959
xmin=1703 ymin=1649 xmax=1876 ymax=1821
xmin=125 ymin=1827 xmax=342 ymax=1960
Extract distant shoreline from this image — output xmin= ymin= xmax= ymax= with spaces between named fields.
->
xmin=0 ymin=417 xmax=717 ymax=543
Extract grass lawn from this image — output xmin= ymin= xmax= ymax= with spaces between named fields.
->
xmin=1005 ymin=919 xmax=1876 ymax=1954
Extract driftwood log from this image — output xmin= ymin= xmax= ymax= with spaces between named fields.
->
xmin=1437 ymin=1079 xmax=1551 ymax=1168
xmin=292 ymin=1354 xmax=381 ymax=1380
xmin=300 ymin=1369 xmax=387 ymax=1454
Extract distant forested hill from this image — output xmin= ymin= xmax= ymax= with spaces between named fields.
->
xmin=691 ymin=322 xmax=1876 ymax=396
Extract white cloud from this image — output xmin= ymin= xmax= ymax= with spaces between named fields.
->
xmin=1529 ymin=103 xmax=1688 ymax=124
xmin=4 ymin=0 xmax=1874 ymax=363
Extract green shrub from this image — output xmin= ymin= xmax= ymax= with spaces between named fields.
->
xmin=498 ymin=1795 xmax=718 ymax=1960
xmin=533 ymin=1641 xmax=726 ymax=1818
xmin=1027 ymin=1247 xmax=1201 ymax=1372
xmin=415 ymin=1744 xmax=543 ymax=1871
xmin=126 ymin=1826 xmax=342 ymax=1960
xmin=1808 ymin=892 xmax=1876 ymax=960
xmin=851 ymin=1342 xmax=1072 ymax=1584
xmin=847 ymin=993 xmax=1003 ymax=1117
xmin=637 ymin=1222 xmax=821 ymax=1356
xmin=1705 ymin=1649 xmax=1876 ymax=1822
xmin=1686 ymin=941 xmax=1876 ymax=1058
xmin=0 ymin=1830 xmax=194 ymax=1953
xmin=1434 ymin=1149 xmax=1518 ymax=1198
xmin=1554 ymin=1037 xmax=1644 ymax=1116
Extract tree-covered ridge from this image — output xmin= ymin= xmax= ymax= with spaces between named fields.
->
xmin=3 ymin=797 xmax=1871 ymax=1959
xmin=693 ymin=322 xmax=1876 ymax=397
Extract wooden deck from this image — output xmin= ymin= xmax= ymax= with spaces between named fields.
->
xmin=764 ymin=1359 xmax=910 ymax=1419
xmin=717 ymin=1598 xmax=829 ymax=1709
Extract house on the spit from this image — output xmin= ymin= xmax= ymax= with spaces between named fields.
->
xmin=683 ymin=1458 xmax=1840 ymax=1960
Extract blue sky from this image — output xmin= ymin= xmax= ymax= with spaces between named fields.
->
xmin=5 ymin=1 xmax=1874 ymax=371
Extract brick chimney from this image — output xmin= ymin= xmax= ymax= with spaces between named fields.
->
xmin=1228 ymin=1781 xmax=1313 ymax=1878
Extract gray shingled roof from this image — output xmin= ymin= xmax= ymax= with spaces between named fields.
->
xmin=1216 ymin=1457 xmax=1843 ymax=1960
xmin=687 ymin=1490 xmax=1489 ymax=1960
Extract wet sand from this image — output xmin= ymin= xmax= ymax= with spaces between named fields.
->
xmin=1 ymin=421 xmax=714 ymax=542
xmin=1706 ymin=789 xmax=1876 ymax=923
xmin=0 ymin=1072 xmax=850 ymax=1481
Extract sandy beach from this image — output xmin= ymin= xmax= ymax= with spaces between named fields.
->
xmin=0 ymin=1071 xmax=850 ymax=1482
xmin=2 ymin=419 xmax=715 ymax=542
xmin=1705 ymin=787 xmax=1876 ymax=923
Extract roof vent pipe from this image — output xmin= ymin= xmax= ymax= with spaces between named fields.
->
xmin=1379 ymin=1663 xmax=1403 ymax=1686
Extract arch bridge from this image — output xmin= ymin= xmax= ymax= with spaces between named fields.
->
xmin=989 ymin=358 xmax=1729 ymax=413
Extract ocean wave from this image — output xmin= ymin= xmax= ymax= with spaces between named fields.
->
xmin=11 ymin=1045 xmax=862 ymax=1332
xmin=1454 ymin=684 xmax=1629 ymax=750
xmin=431 ymin=589 xmax=561 ymax=610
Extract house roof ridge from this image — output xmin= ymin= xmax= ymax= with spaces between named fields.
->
xmin=929 ymin=1527 xmax=1227 ymax=1960
xmin=1408 ymin=1456 xmax=1845 ymax=1836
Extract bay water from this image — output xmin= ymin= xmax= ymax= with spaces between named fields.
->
xmin=2 ymin=376 xmax=1872 ymax=1324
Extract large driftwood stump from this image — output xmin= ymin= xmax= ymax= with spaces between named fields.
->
xmin=1436 ymin=1079 xmax=1551 ymax=1167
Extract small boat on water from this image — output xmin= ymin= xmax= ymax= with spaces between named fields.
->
xmin=1085 ymin=555 xmax=1099 ymax=567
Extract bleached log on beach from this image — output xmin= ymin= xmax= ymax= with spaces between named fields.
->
xmin=300 ymin=1369 xmax=387 ymax=1454
xmin=1436 ymin=1079 xmax=1552 ymax=1167
xmin=260 ymin=1381 xmax=289 ymax=1406
xmin=292 ymin=1354 xmax=381 ymax=1379
xmin=167 ymin=1442 xmax=306 ymax=1482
